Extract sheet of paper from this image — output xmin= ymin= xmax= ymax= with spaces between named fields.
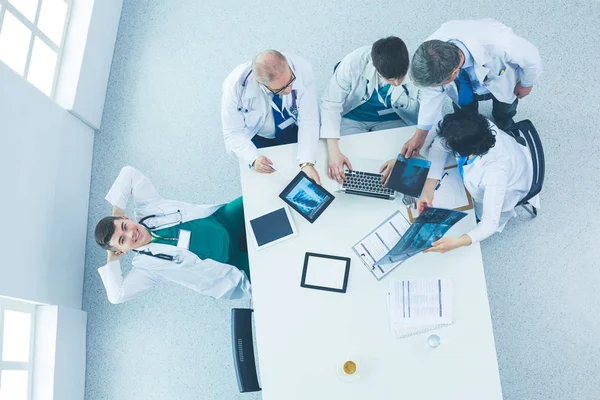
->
xmin=389 ymin=279 xmax=453 ymax=330
xmin=432 ymin=167 xmax=469 ymax=209
xmin=353 ymin=212 xmax=411 ymax=278
xmin=304 ymin=256 xmax=347 ymax=290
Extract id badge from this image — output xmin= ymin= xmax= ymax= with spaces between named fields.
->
xmin=177 ymin=229 xmax=191 ymax=249
xmin=377 ymin=108 xmax=396 ymax=116
xmin=277 ymin=117 xmax=296 ymax=130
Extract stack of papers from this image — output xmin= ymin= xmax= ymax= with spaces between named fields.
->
xmin=388 ymin=279 xmax=454 ymax=338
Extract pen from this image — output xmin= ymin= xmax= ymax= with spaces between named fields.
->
xmin=434 ymin=172 xmax=449 ymax=191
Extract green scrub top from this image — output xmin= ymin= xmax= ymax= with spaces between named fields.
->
xmin=151 ymin=215 xmax=230 ymax=263
xmin=148 ymin=197 xmax=251 ymax=281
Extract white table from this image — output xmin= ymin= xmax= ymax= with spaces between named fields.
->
xmin=239 ymin=127 xmax=503 ymax=400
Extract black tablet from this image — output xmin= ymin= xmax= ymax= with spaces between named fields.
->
xmin=279 ymin=171 xmax=335 ymax=223
xmin=301 ymin=252 xmax=350 ymax=293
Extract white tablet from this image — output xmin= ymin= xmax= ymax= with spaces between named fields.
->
xmin=248 ymin=205 xmax=297 ymax=250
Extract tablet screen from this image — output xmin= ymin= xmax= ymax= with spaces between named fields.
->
xmin=279 ymin=171 xmax=335 ymax=223
xmin=248 ymin=206 xmax=297 ymax=250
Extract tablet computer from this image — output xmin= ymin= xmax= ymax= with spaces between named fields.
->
xmin=248 ymin=205 xmax=297 ymax=250
xmin=279 ymin=171 xmax=335 ymax=223
xmin=301 ymin=252 xmax=350 ymax=293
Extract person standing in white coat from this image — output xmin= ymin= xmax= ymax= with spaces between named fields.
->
xmin=320 ymin=37 xmax=420 ymax=183
xmin=417 ymin=112 xmax=539 ymax=253
xmin=397 ymin=18 xmax=542 ymax=161
xmin=222 ymin=49 xmax=322 ymax=184
xmin=94 ymin=166 xmax=252 ymax=304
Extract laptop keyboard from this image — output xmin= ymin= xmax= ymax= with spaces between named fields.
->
xmin=342 ymin=170 xmax=396 ymax=199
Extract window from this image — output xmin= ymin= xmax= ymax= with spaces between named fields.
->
xmin=0 ymin=0 xmax=72 ymax=97
xmin=0 ymin=298 xmax=36 ymax=400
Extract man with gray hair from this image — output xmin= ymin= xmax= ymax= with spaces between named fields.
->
xmin=396 ymin=19 xmax=542 ymax=160
xmin=221 ymin=50 xmax=321 ymax=184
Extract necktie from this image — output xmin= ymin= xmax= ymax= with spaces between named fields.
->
xmin=454 ymin=69 xmax=474 ymax=106
xmin=271 ymin=94 xmax=291 ymax=136
xmin=456 ymin=155 xmax=468 ymax=180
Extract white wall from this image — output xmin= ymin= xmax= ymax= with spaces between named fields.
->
xmin=0 ymin=64 xmax=94 ymax=309
xmin=33 ymin=306 xmax=87 ymax=400
xmin=56 ymin=0 xmax=124 ymax=129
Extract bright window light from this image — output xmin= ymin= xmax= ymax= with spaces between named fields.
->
xmin=37 ymin=0 xmax=67 ymax=45
xmin=27 ymin=37 xmax=57 ymax=96
xmin=2 ymin=310 xmax=32 ymax=362
xmin=0 ymin=370 xmax=28 ymax=400
xmin=0 ymin=10 xmax=32 ymax=75
xmin=7 ymin=0 xmax=38 ymax=23
xmin=0 ymin=0 xmax=71 ymax=98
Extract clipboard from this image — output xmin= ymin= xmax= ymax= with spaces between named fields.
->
xmin=406 ymin=165 xmax=473 ymax=223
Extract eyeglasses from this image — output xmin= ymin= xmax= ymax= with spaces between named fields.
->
xmin=265 ymin=70 xmax=296 ymax=95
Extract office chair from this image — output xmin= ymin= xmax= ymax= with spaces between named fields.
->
xmin=231 ymin=308 xmax=261 ymax=393
xmin=508 ymin=120 xmax=545 ymax=217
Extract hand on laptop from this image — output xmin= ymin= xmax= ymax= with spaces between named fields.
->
xmin=327 ymin=148 xmax=352 ymax=184
xmin=379 ymin=158 xmax=396 ymax=186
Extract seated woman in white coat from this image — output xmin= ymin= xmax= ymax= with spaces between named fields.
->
xmin=418 ymin=112 xmax=539 ymax=253
xmin=94 ymin=166 xmax=252 ymax=304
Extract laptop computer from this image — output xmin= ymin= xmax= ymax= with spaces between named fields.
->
xmin=338 ymin=158 xmax=396 ymax=200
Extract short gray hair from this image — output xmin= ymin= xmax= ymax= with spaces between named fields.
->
xmin=410 ymin=40 xmax=461 ymax=87
xmin=252 ymin=50 xmax=288 ymax=85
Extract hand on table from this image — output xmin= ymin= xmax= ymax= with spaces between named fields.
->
xmin=253 ymin=156 xmax=275 ymax=173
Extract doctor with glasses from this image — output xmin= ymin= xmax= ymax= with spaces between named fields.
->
xmin=221 ymin=49 xmax=322 ymax=184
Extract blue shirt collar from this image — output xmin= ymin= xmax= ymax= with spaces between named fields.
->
xmin=449 ymin=39 xmax=474 ymax=70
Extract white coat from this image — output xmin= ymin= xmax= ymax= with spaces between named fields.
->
xmin=97 ymin=166 xmax=252 ymax=304
xmin=320 ymin=46 xmax=420 ymax=139
xmin=221 ymin=54 xmax=320 ymax=166
xmin=427 ymin=121 xmax=540 ymax=243
xmin=417 ymin=19 xmax=543 ymax=129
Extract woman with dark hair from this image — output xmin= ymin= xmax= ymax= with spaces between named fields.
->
xmin=417 ymin=111 xmax=539 ymax=253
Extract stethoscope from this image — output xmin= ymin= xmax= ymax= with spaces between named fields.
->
xmin=132 ymin=211 xmax=184 ymax=264
xmin=237 ymin=70 xmax=298 ymax=118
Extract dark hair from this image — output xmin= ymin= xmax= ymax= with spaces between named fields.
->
xmin=437 ymin=111 xmax=496 ymax=156
xmin=95 ymin=216 xmax=120 ymax=251
xmin=410 ymin=40 xmax=461 ymax=87
xmin=371 ymin=36 xmax=409 ymax=80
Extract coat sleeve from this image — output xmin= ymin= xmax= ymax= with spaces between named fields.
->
xmin=320 ymin=53 xmax=356 ymax=139
xmin=105 ymin=166 xmax=161 ymax=210
xmin=465 ymin=160 xmax=510 ymax=243
xmin=221 ymin=73 xmax=260 ymax=166
xmin=417 ymin=87 xmax=446 ymax=131
xmin=427 ymin=132 xmax=451 ymax=181
xmin=295 ymin=58 xmax=320 ymax=164
xmin=98 ymin=260 xmax=164 ymax=304
xmin=488 ymin=19 xmax=542 ymax=87
xmin=177 ymin=258 xmax=253 ymax=300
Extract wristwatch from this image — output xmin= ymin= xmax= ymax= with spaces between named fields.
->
xmin=299 ymin=162 xmax=314 ymax=169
